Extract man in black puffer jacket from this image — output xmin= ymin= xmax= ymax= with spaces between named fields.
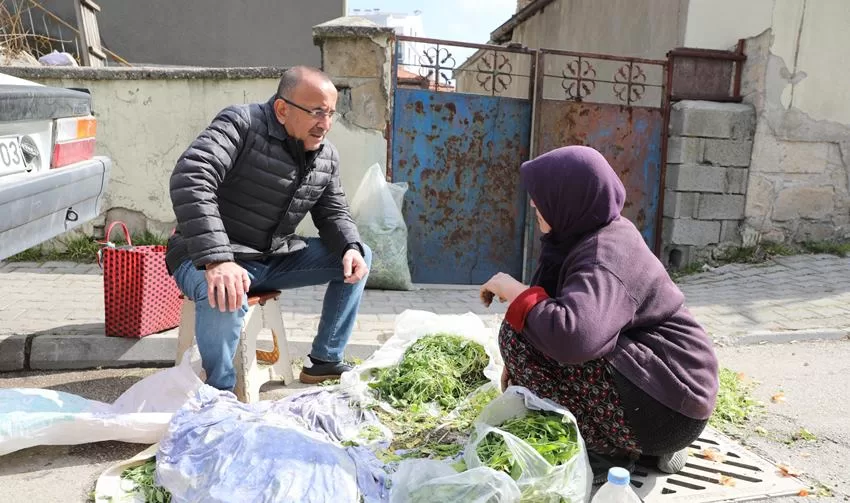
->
xmin=167 ymin=66 xmax=372 ymax=389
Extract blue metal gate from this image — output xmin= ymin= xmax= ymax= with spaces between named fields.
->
xmin=390 ymin=38 xmax=536 ymax=284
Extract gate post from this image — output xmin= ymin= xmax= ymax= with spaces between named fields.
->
xmin=313 ymin=17 xmax=395 ymax=178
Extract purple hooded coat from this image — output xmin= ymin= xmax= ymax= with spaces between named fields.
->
xmin=505 ymin=146 xmax=719 ymax=420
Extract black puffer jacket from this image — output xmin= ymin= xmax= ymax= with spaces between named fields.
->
xmin=165 ymin=96 xmax=362 ymax=273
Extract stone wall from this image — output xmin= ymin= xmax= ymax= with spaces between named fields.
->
xmin=739 ymin=29 xmax=850 ymax=245
xmin=1 ymin=17 xmax=394 ymax=242
xmin=662 ymin=100 xmax=757 ymax=267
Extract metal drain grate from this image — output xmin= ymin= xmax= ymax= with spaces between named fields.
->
xmin=625 ymin=428 xmax=807 ymax=502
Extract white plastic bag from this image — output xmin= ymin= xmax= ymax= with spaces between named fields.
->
xmin=390 ymin=458 xmax=520 ymax=503
xmin=463 ymin=386 xmax=593 ymax=503
xmin=0 ymin=347 xmax=204 ymax=456
xmin=340 ymin=309 xmax=503 ymax=402
xmin=350 ymin=163 xmax=413 ymax=291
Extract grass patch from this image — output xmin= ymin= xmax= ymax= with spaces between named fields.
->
xmin=709 ymin=368 xmax=762 ymax=433
xmin=668 ymin=239 xmax=850 ymax=281
xmin=717 ymin=241 xmax=797 ymax=264
xmin=5 ymin=230 xmax=168 ymax=264
xmin=668 ymin=262 xmax=705 ymax=282
xmin=801 ymin=240 xmax=850 ymax=257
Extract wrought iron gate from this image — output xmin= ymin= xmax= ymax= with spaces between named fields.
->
xmin=390 ymin=38 xmax=669 ymax=285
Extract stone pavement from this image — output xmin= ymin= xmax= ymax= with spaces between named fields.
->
xmin=0 ymin=253 xmax=848 ymax=371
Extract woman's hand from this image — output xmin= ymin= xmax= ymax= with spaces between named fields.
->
xmin=500 ymin=365 xmax=511 ymax=392
xmin=480 ymin=272 xmax=527 ymax=307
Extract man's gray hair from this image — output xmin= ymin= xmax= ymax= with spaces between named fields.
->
xmin=277 ymin=66 xmax=334 ymax=98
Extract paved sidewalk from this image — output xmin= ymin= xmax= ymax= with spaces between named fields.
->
xmin=0 ymin=254 xmax=848 ymax=370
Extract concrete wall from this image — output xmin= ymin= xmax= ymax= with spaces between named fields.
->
xmin=663 ymin=101 xmax=756 ymax=266
xmin=38 ymin=0 xmax=344 ymax=67
xmin=508 ymin=0 xmax=687 ymax=59
xmin=684 ymin=0 xmax=850 ymax=244
xmin=2 ymin=62 xmax=389 ymax=239
xmin=682 ymin=0 xmax=774 ymax=50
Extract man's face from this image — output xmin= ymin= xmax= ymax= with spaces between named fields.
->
xmin=274 ymin=76 xmax=338 ymax=151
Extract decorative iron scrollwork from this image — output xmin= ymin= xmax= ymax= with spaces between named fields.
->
xmin=418 ymin=46 xmax=456 ymax=86
xmin=561 ymin=58 xmax=597 ymax=101
xmin=475 ymin=51 xmax=513 ymax=94
xmin=613 ymin=63 xmax=647 ymax=105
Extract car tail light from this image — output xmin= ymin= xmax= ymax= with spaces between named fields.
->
xmin=52 ymin=116 xmax=97 ymax=169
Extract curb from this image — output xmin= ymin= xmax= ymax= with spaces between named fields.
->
xmin=2 ymin=332 xmax=382 ymax=372
xmin=715 ymin=328 xmax=850 ymax=347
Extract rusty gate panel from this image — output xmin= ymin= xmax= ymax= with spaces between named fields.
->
xmin=526 ymin=101 xmax=664 ymax=274
xmin=392 ymin=88 xmax=532 ymax=284
xmin=525 ymin=49 xmax=668 ymax=280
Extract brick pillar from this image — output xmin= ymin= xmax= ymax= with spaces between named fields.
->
xmin=662 ymin=100 xmax=756 ymax=267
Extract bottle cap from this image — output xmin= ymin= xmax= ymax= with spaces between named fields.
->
xmin=608 ymin=466 xmax=630 ymax=486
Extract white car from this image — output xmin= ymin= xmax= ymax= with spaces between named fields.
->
xmin=0 ymin=72 xmax=111 ymax=260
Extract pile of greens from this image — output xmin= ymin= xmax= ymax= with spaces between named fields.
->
xmin=476 ymin=411 xmax=580 ymax=480
xmin=372 ymin=386 xmax=500 ymax=460
xmin=363 ymin=333 xmax=495 ymax=460
xmin=369 ymin=333 xmax=490 ymax=411
xmin=120 ymin=458 xmax=171 ymax=503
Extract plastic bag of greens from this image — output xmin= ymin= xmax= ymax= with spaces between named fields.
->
xmin=463 ymin=386 xmax=592 ymax=502
xmin=389 ymin=458 xmax=520 ymax=503
xmin=350 ymin=163 xmax=413 ymax=291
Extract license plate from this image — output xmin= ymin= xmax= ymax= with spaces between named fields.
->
xmin=0 ymin=135 xmax=27 ymax=175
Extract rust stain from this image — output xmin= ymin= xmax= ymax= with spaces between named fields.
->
xmin=414 ymin=101 xmax=424 ymax=114
xmin=444 ymin=102 xmax=457 ymax=122
xmin=536 ymin=99 xmax=662 ymax=242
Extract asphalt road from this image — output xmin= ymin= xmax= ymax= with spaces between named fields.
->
xmin=1 ymin=339 xmax=848 ymax=502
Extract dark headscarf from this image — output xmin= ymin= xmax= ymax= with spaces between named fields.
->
xmin=520 ymin=146 xmax=626 ymax=296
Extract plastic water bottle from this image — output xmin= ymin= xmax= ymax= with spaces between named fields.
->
xmin=590 ymin=467 xmax=642 ymax=503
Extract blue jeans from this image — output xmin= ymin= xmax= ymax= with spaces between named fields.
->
xmin=172 ymin=238 xmax=372 ymax=391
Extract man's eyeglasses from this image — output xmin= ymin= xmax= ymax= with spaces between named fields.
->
xmin=278 ymin=96 xmax=337 ymax=121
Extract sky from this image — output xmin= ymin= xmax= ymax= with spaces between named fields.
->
xmin=346 ymin=0 xmax=517 ymax=45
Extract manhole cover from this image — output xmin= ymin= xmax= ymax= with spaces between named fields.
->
xmin=626 ymin=428 xmax=807 ymax=502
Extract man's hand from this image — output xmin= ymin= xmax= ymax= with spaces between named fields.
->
xmin=205 ymin=261 xmax=251 ymax=312
xmin=342 ymin=249 xmax=369 ymax=284
xmin=480 ymin=272 xmax=527 ymax=307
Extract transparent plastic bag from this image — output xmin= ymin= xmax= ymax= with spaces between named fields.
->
xmin=390 ymin=459 xmax=520 ymax=503
xmin=0 ymin=347 xmax=204 ymax=456
xmin=463 ymin=386 xmax=593 ymax=503
xmin=350 ymin=163 xmax=413 ymax=291
xmin=157 ymin=386 xmax=361 ymax=503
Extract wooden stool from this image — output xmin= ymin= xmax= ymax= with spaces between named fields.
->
xmin=175 ymin=291 xmax=295 ymax=403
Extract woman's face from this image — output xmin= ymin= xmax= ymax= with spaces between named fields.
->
xmin=530 ymin=200 xmax=552 ymax=234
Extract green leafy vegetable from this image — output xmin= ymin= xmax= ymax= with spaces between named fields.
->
xmin=476 ymin=411 xmax=580 ymax=480
xmin=369 ymin=333 xmax=490 ymax=411
xmin=120 ymin=458 xmax=171 ymax=503
xmin=709 ymin=368 xmax=762 ymax=432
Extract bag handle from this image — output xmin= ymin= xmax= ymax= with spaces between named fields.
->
xmin=104 ymin=221 xmax=132 ymax=246
xmin=96 ymin=221 xmax=132 ymax=268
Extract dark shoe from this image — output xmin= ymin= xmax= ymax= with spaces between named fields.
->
xmin=589 ymin=451 xmax=637 ymax=486
xmin=299 ymin=357 xmax=353 ymax=384
xmin=657 ymin=448 xmax=688 ymax=474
